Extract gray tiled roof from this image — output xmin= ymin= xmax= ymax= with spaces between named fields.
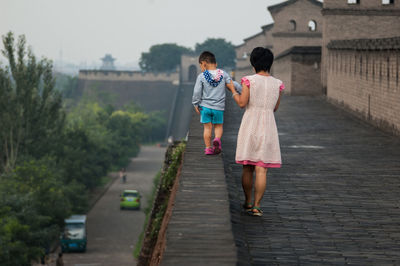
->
xmin=275 ymin=46 xmax=321 ymax=60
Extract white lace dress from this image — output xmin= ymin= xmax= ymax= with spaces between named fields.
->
xmin=235 ymin=74 xmax=284 ymax=168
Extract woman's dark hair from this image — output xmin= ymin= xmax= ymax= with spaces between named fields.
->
xmin=250 ymin=47 xmax=274 ymax=73
xmin=199 ymin=51 xmax=216 ymax=64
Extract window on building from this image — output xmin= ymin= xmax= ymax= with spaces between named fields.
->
xmin=289 ymin=20 xmax=296 ymax=31
xmin=308 ymin=20 xmax=317 ymax=31
xmin=382 ymin=0 xmax=394 ymax=5
xmin=348 ymin=0 xmax=360 ymax=4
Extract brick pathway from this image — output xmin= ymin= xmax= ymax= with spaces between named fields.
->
xmin=223 ymin=95 xmax=400 ymax=265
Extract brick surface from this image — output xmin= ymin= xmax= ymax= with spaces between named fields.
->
xmin=161 ymin=111 xmax=237 ymax=266
xmin=222 ymin=95 xmax=400 ymax=265
xmin=326 ymin=48 xmax=400 ymax=134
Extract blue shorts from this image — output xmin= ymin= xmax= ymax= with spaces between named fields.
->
xmin=200 ymin=106 xmax=224 ymax=124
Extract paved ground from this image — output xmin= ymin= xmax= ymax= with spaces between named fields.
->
xmin=62 ymin=145 xmax=166 ymax=266
xmin=223 ymin=95 xmax=400 ymax=265
xmin=161 ymin=111 xmax=237 ymax=266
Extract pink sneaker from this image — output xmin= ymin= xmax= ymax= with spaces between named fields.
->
xmin=213 ymin=138 xmax=222 ymax=154
xmin=204 ymin=147 xmax=214 ymax=155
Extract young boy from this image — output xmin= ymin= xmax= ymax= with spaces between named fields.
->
xmin=192 ymin=51 xmax=235 ymax=155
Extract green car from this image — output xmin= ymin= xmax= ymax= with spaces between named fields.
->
xmin=120 ymin=190 xmax=141 ymax=210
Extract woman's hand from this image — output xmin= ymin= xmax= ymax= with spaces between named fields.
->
xmin=232 ymin=83 xmax=250 ymax=108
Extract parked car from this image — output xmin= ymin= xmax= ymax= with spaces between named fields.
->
xmin=60 ymin=215 xmax=87 ymax=252
xmin=120 ymin=190 xmax=141 ymax=210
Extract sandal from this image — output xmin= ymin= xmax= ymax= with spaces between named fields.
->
xmin=242 ymin=202 xmax=253 ymax=211
xmin=204 ymin=147 xmax=215 ymax=155
xmin=248 ymin=206 xmax=263 ymax=217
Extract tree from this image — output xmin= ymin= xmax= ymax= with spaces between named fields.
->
xmin=139 ymin=43 xmax=192 ymax=72
xmin=54 ymin=72 xmax=79 ymax=99
xmin=0 ymin=158 xmax=83 ymax=265
xmin=0 ymin=32 xmax=65 ymax=172
xmin=195 ymin=38 xmax=236 ymax=69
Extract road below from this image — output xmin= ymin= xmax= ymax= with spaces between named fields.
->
xmin=63 ymin=145 xmax=166 ymax=266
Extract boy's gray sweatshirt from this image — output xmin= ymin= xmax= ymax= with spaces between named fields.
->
xmin=192 ymin=70 xmax=231 ymax=111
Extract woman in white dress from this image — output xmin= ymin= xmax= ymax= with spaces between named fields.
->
xmin=229 ymin=47 xmax=284 ymax=216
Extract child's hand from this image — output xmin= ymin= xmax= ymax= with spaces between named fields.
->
xmin=226 ymin=81 xmax=235 ymax=92
xmin=194 ymin=106 xmax=201 ymax=115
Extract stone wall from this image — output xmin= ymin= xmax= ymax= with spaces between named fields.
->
xmin=327 ymin=37 xmax=400 ymax=135
xmin=273 ymin=46 xmax=322 ymax=95
xmin=321 ymin=0 xmax=400 ymax=90
xmin=79 ymin=70 xmax=179 ymax=83
xmin=272 ymin=55 xmax=292 ymax=94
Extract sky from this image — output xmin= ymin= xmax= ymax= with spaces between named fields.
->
xmin=1 ymin=0 xmax=285 ymax=69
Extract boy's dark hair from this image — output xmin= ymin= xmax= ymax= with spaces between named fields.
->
xmin=250 ymin=47 xmax=274 ymax=73
xmin=199 ymin=51 xmax=216 ymax=64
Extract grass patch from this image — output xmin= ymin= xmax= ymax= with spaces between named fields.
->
xmin=134 ymin=170 xmax=162 ymax=258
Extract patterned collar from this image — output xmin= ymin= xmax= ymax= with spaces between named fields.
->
xmin=203 ymin=69 xmax=223 ymax=87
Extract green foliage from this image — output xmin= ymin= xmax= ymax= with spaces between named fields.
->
xmin=139 ymin=43 xmax=192 ymax=72
xmin=0 ymin=32 xmax=158 ymax=263
xmin=161 ymin=142 xmax=186 ymax=190
xmin=134 ymin=142 xmax=186 ymax=260
xmin=0 ymin=158 xmax=87 ymax=264
xmin=133 ymin=170 xmax=161 ymax=258
xmin=64 ymin=100 xmax=162 ymax=185
xmin=0 ymin=32 xmax=65 ymax=172
xmin=54 ymin=72 xmax=79 ymax=99
xmin=122 ymin=102 xmax=167 ymax=143
xmin=59 ymin=127 xmax=111 ymax=189
xmin=195 ymin=38 xmax=236 ymax=69
xmin=143 ymin=111 xmax=167 ymax=143
xmin=0 ymin=213 xmax=41 ymax=266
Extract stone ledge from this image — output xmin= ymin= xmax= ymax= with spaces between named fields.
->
xmin=161 ymin=111 xmax=237 ymax=265
xmin=327 ymin=37 xmax=400 ymax=51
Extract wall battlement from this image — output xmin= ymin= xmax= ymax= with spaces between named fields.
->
xmin=79 ymin=70 xmax=179 ymax=84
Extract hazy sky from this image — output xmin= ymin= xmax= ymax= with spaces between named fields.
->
xmin=1 ymin=0 xmax=285 ymax=67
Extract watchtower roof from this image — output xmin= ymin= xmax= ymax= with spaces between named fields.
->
xmin=268 ymin=0 xmax=322 ymax=14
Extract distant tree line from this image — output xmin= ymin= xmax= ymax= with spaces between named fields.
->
xmin=0 ymin=32 xmax=166 ymax=265
xmin=139 ymin=38 xmax=236 ymax=72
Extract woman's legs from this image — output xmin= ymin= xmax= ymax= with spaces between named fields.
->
xmin=253 ymin=166 xmax=268 ymax=208
xmin=242 ymin=165 xmax=254 ymax=204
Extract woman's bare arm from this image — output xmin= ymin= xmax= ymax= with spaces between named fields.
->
xmin=232 ymin=83 xmax=250 ymax=108
xmin=274 ymin=92 xmax=282 ymax=112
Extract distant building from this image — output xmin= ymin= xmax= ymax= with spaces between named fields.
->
xmin=235 ymin=0 xmax=400 ymax=135
xmin=322 ymin=0 xmax=400 ymax=135
xmin=100 ymin=54 xmax=116 ymax=70
xmin=235 ymin=0 xmax=323 ymax=95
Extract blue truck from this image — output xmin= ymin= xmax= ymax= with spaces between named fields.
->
xmin=60 ymin=215 xmax=87 ymax=252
